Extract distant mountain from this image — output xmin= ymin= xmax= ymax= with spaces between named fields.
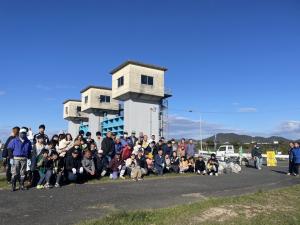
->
xmin=204 ymin=133 xmax=291 ymax=144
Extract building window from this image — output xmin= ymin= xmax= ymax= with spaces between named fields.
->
xmin=65 ymin=107 xmax=68 ymax=114
xmin=76 ymin=106 xmax=81 ymax=112
xmin=84 ymin=96 xmax=88 ymax=104
xmin=100 ymin=95 xmax=111 ymax=103
xmin=141 ymin=75 xmax=154 ymax=86
xmin=118 ymin=76 xmax=124 ymax=87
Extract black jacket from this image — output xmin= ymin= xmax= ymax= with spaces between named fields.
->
xmin=101 ymin=137 xmax=115 ymax=156
xmin=94 ymin=155 xmax=109 ymax=171
xmin=195 ymin=160 xmax=206 ymax=171
xmin=2 ymin=136 xmax=15 ymax=158
xmin=65 ymin=156 xmax=82 ymax=171
xmin=136 ymin=156 xmax=147 ymax=169
xmin=170 ymin=156 xmax=180 ymax=166
xmin=252 ymin=147 xmax=262 ymax=158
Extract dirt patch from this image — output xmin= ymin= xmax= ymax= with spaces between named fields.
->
xmin=191 ymin=203 xmax=294 ymax=224
xmin=193 ymin=207 xmax=238 ymax=223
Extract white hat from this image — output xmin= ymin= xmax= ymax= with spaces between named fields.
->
xmin=20 ymin=128 xmax=27 ymax=134
xmin=98 ymin=149 xmax=104 ymax=154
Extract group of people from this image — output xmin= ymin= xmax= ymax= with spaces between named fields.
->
xmin=1 ymin=125 xmax=220 ymax=192
xmin=288 ymin=142 xmax=300 ymax=176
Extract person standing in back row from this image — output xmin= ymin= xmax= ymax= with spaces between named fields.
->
xmin=8 ymin=128 xmax=32 ymax=191
xmin=101 ymin=131 xmax=115 ymax=161
xmin=2 ymin=127 xmax=20 ymax=183
xmin=33 ymin=124 xmax=49 ymax=145
xmin=292 ymin=142 xmax=300 ymax=176
xmin=287 ymin=142 xmax=295 ymax=176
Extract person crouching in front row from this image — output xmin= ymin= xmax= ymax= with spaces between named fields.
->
xmin=207 ymin=154 xmax=219 ymax=176
xmin=36 ymin=149 xmax=52 ymax=189
xmin=65 ymin=149 xmax=84 ymax=183
xmin=195 ymin=155 xmax=206 ymax=175
xmin=108 ymin=153 xmax=123 ymax=180
xmin=154 ymin=149 xmax=165 ymax=176
xmin=82 ymin=149 xmax=96 ymax=181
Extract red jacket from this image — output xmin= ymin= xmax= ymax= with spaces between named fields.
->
xmin=121 ymin=146 xmax=132 ymax=161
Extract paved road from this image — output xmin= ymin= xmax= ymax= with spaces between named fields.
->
xmin=0 ymin=163 xmax=299 ymax=225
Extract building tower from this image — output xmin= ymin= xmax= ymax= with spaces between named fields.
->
xmin=63 ymin=99 xmax=88 ymax=138
xmin=110 ymin=61 xmax=171 ymax=139
xmin=80 ymin=86 xmax=119 ymax=139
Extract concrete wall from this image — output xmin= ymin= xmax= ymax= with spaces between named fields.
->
xmin=112 ymin=64 xmax=165 ymax=100
xmin=88 ymin=113 xmax=103 ymax=140
xmin=68 ymin=120 xmax=81 ymax=139
xmin=81 ymin=88 xmax=119 ymax=112
xmin=63 ymin=101 xmax=88 ymax=120
xmin=124 ymin=99 xmax=160 ymax=139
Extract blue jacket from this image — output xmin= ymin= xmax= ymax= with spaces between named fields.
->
xmin=154 ymin=154 xmax=165 ymax=169
xmin=8 ymin=137 xmax=32 ymax=158
xmin=186 ymin=144 xmax=195 ymax=158
xmin=292 ymin=147 xmax=300 ymax=164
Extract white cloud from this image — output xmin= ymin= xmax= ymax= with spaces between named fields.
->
xmin=232 ymin=102 xmax=240 ymax=106
xmin=167 ymin=115 xmax=243 ymax=139
xmin=0 ymin=91 xmax=6 ymax=96
xmin=273 ymin=121 xmax=300 ymax=140
xmin=238 ymin=107 xmax=257 ymax=113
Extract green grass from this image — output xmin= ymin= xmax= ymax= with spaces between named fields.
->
xmin=87 ymin=173 xmax=198 ymax=185
xmin=0 ymin=173 xmax=198 ymax=190
xmin=0 ymin=176 xmax=8 ymax=190
xmin=79 ymin=184 xmax=300 ymax=225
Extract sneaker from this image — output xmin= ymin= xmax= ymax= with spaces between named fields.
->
xmin=55 ymin=183 xmax=61 ymax=188
xmin=137 ymin=178 xmax=143 ymax=181
xmin=120 ymin=175 xmax=126 ymax=180
xmin=215 ymin=173 xmax=219 ymax=177
xmin=20 ymin=185 xmax=26 ymax=191
xmin=101 ymin=170 xmax=107 ymax=177
xmin=132 ymin=178 xmax=137 ymax=182
xmin=287 ymin=173 xmax=291 ymax=176
xmin=36 ymin=185 xmax=44 ymax=190
xmin=44 ymin=183 xmax=53 ymax=189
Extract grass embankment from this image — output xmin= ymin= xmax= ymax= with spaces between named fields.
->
xmin=79 ymin=184 xmax=300 ymax=225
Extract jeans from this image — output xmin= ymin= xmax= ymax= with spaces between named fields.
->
xmin=255 ymin=157 xmax=263 ymax=169
xmin=54 ymin=172 xmax=62 ymax=185
xmin=155 ymin=166 xmax=164 ymax=175
xmin=4 ymin=158 xmax=12 ymax=182
xmin=67 ymin=171 xmax=78 ymax=182
xmin=293 ymin=163 xmax=300 ymax=175
xmin=11 ymin=158 xmax=27 ymax=181
xmin=38 ymin=170 xmax=52 ymax=185
xmin=111 ymin=171 xmax=119 ymax=180
xmin=289 ymin=160 xmax=294 ymax=174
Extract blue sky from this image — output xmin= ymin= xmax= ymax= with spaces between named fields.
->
xmin=0 ymin=0 xmax=300 ymax=140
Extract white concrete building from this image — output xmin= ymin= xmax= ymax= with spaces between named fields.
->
xmin=63 ymin=60 xmax=171 ymax=139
